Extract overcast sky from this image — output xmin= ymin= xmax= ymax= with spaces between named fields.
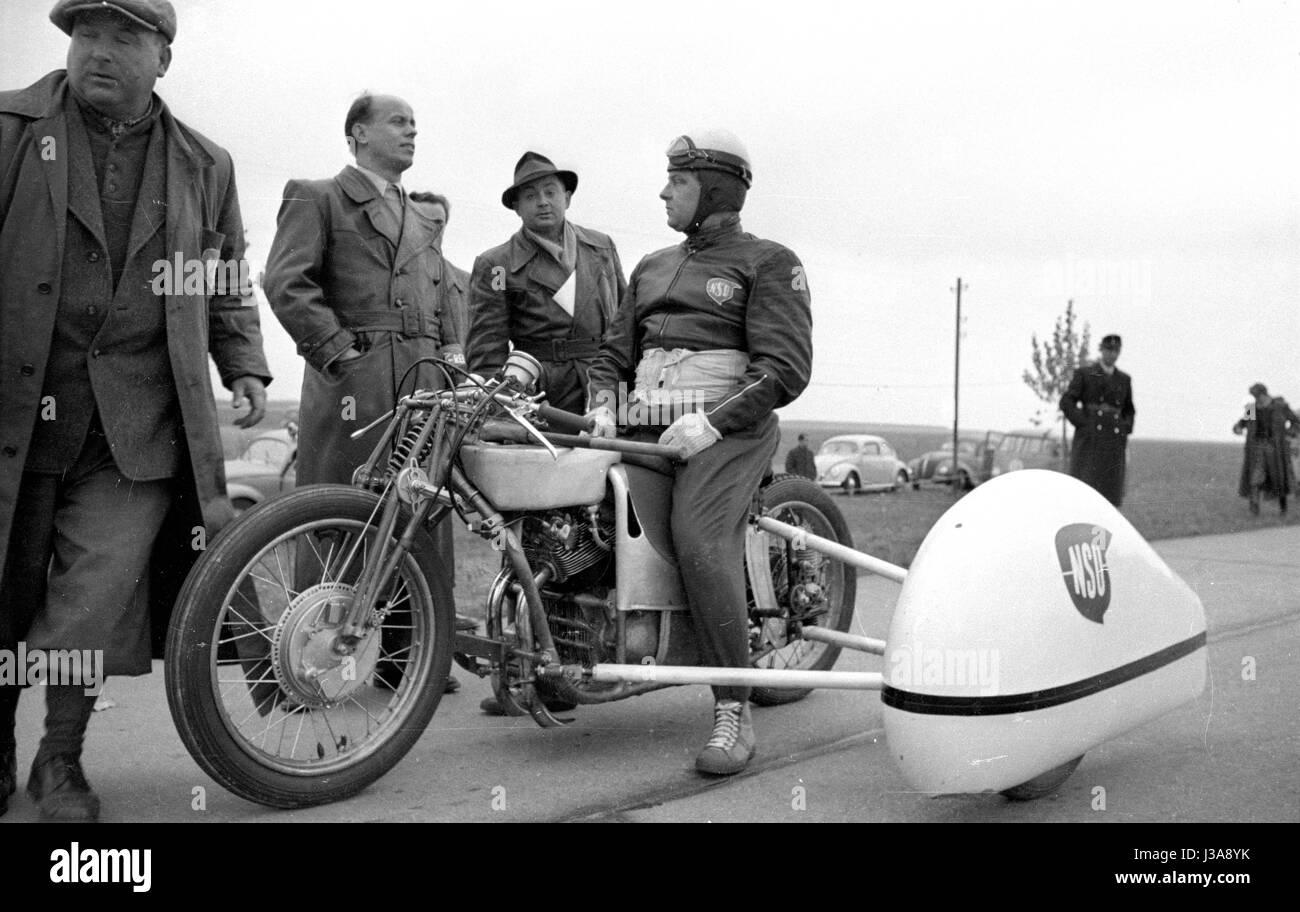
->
xmin=3 ymin=0 xmax=1297 ymax=441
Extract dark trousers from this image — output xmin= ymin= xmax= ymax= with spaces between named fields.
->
xmin=0 ymin=430 xmax=172 ymax=761
xmin=636 ymin=414 xmax=779 ymax=702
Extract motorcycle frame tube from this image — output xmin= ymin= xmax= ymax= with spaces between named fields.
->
xmin=753 ymin=515 xmax=909 ymax=584
xmin=800 ymin=626 xmax=888 ymax=655
xmin=588 ymin=664 xmax=884 ymax=690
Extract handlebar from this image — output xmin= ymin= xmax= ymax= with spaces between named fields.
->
xmin=535 ymin=402 xmax=595 ymax=435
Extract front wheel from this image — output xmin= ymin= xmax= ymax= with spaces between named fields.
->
xmin=165 ymin=485 xmax=453 ymax=809
xmin=746 ymin=474 xmax=858 ymax=706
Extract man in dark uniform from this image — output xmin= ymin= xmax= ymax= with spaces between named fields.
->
xmin=0 ymin=0 xmax=271 ymax=820
xmin=785 ymin=434 xmax=817 ymax=480
xmin=1233 ymin=383 xmax=1298 ymax=515
xmin=467 ymin=152 xmax=625 ymax=413
xmin=1060 ymin=334 xmax=1134 ymax=507
xmin=586 ymin=130 xmax=813 ymax=776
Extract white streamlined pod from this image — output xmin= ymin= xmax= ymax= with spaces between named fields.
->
xmin=882 ymin=470 xmax=1206 ymax=795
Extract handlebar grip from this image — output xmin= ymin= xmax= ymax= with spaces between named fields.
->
xmin=536 ymin=403 xmax=594 ymax=435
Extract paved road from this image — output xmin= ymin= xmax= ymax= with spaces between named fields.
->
xmin=3 ymin=527 xmax=1296 ymax=823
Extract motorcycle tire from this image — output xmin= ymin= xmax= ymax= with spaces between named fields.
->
xmin=1000 ymin=755 xmax=1084 ymax=801
xmin=165 ymin=485 xmax=453 ymax=809
xmin=748 ymin=473 xmax=858 ymax=706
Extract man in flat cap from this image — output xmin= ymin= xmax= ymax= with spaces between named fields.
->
xmin=1233 ymin=383 xmax=1298 ymax=515
xmin=0 ymin=0 xmax=271 ymax=820
xmin=1060 ymin=334 xmax=1134 ymax=507
xmin=467 ymin=152 xmax=626 ymax=415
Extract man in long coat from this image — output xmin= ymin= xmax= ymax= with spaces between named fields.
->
xmin=266 ymin=93 xmax=463 ymax=487
xmin=0 ymin=0 xmax=270 ymax=820
xmin=1060 ymin=334 xmax=1134 ymax=507
xmin=265 ymin=93 xmax=459 ymax=693
xmin=1234 ymin=383 xmax=1298 ymax=515
xmin=467 ymin=152 xmax=625 ymax=414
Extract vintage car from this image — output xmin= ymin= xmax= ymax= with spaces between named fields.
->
xmin=224 ymin=428 xmax=296 ymax=514
xmin=986 ymin=426 xmax=1067 ymax=479
xmin=814 ymin=434 xmax=910 ymax=494
xmin=908 ymin=433 xmax=1001 ymax=491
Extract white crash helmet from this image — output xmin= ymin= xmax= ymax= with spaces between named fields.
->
xmin=665 ymin=129 xmax=753 ymax=188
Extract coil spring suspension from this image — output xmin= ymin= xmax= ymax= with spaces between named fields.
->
xmin=384 ymin=415 xmax=436 ymax=482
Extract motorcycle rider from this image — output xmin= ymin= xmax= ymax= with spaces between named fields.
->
xmin=585 ymin=131 xmax=813 ymax=775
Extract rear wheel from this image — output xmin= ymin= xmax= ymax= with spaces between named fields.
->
xmin=746 ymin=475 xmax=857 ymax=706
xmin=891 ymin=470 xmax=907 ymax=491
xmin=841 ymin=472 xmax=860 ymax=496
xmin=165 ymin=485 xmax=453 ymax=808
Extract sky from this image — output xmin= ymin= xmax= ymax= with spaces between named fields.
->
xmin=3 ymin=0 xmax=1297 ymax=441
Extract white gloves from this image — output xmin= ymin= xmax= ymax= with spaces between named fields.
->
xmin=584 ymin=406 xmax=618 ymax=439
xmin=659 ymin=412 xmax=721 ymax=458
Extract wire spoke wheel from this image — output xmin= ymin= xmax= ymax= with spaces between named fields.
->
xmin=166 ymin=486 xmax=452 ymax=808
xmin=746 ymin=475 xmax=857 ymax=705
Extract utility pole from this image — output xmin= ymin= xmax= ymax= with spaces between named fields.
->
xmin=952 ymin=278 xmax=966 ymax=496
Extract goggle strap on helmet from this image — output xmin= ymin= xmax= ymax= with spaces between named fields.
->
xmin=665 ymin=135 xmax=753 ymax=186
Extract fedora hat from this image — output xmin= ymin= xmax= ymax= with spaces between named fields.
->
xmin=501 ymin=151 xmax=577 ymax=209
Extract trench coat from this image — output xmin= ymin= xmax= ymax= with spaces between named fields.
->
xmin=265 ymin=167 xmax=460 ymax=485
xmin=467 ymin=224 xmax=625 ymax=413
xmin=1234 ymin=397 xmax=1298 ymax=500
xmin=0 ymin=71 xmax=272 ymax=663
xmin=1060 ymin=361 xmax=1135 ymax=507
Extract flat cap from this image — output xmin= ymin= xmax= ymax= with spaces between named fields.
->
xmin=50 ymin=0 xmax=177 ymax=43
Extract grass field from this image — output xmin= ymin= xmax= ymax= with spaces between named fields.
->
xmin=774 ymin=419 xmax=1299 ymax=567
xmin=218 ymin=403 xmax=1296 ymax=599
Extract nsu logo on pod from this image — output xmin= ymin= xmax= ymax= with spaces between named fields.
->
xmin=1054 ymin=523 xmax=1112 ymax=623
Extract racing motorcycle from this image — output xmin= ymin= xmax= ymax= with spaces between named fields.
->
xmin=165 ymin=354 xmax=856 ymax=808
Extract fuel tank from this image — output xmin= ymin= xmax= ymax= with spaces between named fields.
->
xmin=882 ymin=470 xmax=1207 ymax=794
xmin=459 ymin=443 xmax=620 ymax=510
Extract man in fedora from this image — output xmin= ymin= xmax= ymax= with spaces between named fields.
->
xmin=1060 ymin=334 xmax=1135 ymax=507
xmin=0 ymin=0 xmax=271 ymax=820
xmin=467 ymin=152 xmax=626 ymax=415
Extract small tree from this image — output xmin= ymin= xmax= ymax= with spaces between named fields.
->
xmin=1022 ymin=299 xmax=1091 ymax=468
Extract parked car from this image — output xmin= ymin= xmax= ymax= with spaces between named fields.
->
xmin=814 ymin=434 xmax=910 ymax=494
xmin=225 ymin=428 xmax=296 ymax=514
xmin=986 ymin=426 xmax=1066 ymax=479
xmin=908 ymin=432 xmax=1001 ymax=491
